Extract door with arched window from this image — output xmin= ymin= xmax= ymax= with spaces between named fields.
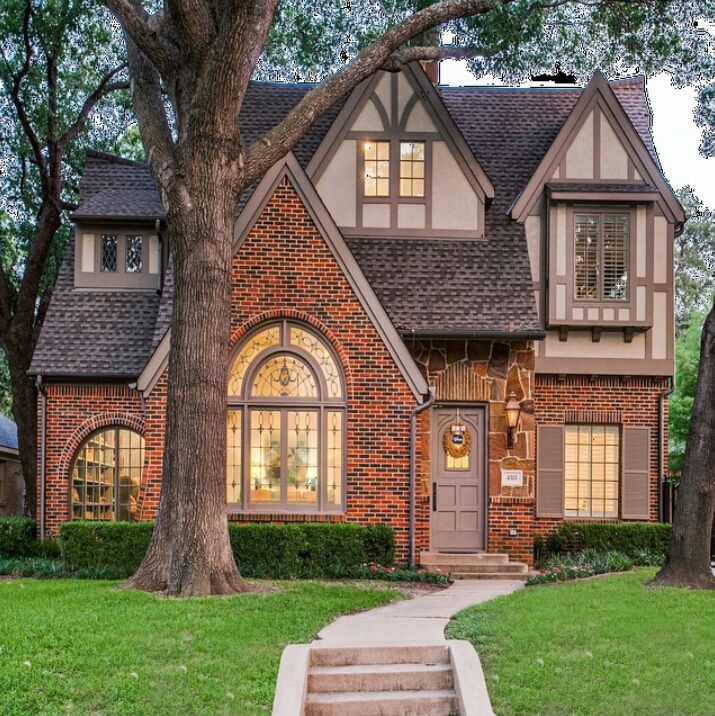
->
xmin=226 ymin=321 xmax=345 ymax=512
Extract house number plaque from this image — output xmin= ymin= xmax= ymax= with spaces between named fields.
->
xmin=501 ymin=469 xmax=524 ymax=487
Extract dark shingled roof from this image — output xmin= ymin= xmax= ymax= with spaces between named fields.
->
xmin=34 ymin=75 xmax=659 ymax=376
xmin=0 ymin=415 xmax=18 ymax=452
xmin=547 ymin=182 xmax=657 ymax=193
xmin=30 ymin=241 xmax=161 ymax=377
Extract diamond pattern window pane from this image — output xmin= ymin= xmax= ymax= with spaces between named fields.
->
xmin=249 ymin=410 xmax=281 ymax=503
xmin=126 ymin=235 xmax=143 ymax=273
xmin=226 ymin=410 xmax=242 ymax=503
xmin=287 ymin=411 xmax=318 ymax=504
xmin=326 ymin=411 xmax=343 ymax=506
xmin=101 ymin=235 xmax=117 ymax=272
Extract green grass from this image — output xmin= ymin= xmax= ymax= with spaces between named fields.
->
xmin=0 ymin=579 xmax=400 ymax=715
xmin=447 ymin=570 xmax=715 ymax=715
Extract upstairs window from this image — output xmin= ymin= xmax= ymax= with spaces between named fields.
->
xmin=399 ymin=142 xmax=425 ymax=197
xmin=126 ymin=235 xmax=143 ymax=273
xmin=363 ymin=141 xmax=390 ymax=197
xmin=574 ymin=213 xmax=629 ymax=301
xmin=101 ymin=234 xmax=118 ymax=272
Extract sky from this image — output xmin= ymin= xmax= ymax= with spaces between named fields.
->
xmin=440 ymin=62 xmax=715 ymax=210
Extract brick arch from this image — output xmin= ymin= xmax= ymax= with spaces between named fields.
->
xmin=229 ymin=309 xmax=355 ymax=399
xmin=58 ymin=412 xmax=145 ymax=482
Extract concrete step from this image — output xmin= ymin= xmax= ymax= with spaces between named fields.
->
xmin=310 ymin=644 xmax=449 ymax=667
xmin=308 ymin=662 xmax=454 ymax=693
xmin=452 ymin=570 xmax=528 ymax=581
xmin=420 ymin=551 xmax=509 ymax=566
xmin=441 ymin=561 xmax=528 ymax=575
xmin=304 ymin=689 xmax=457 ymax=716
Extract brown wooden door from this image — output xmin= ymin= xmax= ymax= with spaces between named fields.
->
xmin=431 ymin=406 xmax=486 ymax=551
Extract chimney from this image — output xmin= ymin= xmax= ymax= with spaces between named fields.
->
xmin=420 ymin=60 xmax=440 ymax=85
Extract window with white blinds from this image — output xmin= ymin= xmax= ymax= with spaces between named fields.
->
xmin=574 ymin=213 xmax=629 ymax=301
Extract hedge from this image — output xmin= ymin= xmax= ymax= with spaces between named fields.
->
xmin=61 ymin=520 xmax=396 ymax=578
xmin=0 ymin=516 xmax=36 ymax=558
xmin=543 ymin=522 xmax=672 ymax=561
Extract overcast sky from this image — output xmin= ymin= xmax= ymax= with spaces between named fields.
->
xmin=441 ymin=62 xmax=715 ymax=210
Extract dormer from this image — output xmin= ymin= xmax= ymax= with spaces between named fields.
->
xmin=308 ymin=65 xmax=494 ymax=237
xmin=74 ymin=225 xmax=161 ymax=290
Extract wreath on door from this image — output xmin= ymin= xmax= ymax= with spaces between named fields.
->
xmin=443 ymin=423 xmax=472 ymax=459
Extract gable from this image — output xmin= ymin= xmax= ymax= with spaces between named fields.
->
xmin=512 ymin=73 xmax=684 ymax=224
xmin=308 ymin=64 xmax=493 ymax=237
xmin=137 ymin=154 xmax=429 ymax=400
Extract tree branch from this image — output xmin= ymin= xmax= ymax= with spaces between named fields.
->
xmin=102 ymin=0 xmax=174 ymax=75
xmin=0 ymin=1 xmax=48 ymax=187
xmin=382 ymin=45 xmax=485 ymax=70
xmin=244 ymin=0 xmax=509 ymax=183
xmin=58 ymin=65 xmax=129 ymax=153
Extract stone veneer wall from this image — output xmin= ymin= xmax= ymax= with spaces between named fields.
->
xmin=409 ymin=339 xmax=537 ymax=562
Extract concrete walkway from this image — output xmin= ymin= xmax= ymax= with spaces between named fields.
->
xmin=316 ymin=580 xmax=524 ymax=645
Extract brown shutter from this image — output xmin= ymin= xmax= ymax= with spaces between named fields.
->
xmin=622 ymin=427 xmax=651 ymax=519
xmin=537 ymin=425 xmax=565 ymax=518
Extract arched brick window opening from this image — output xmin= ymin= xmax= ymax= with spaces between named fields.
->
xmin=226 ymin=320 xmax=346 ymax=512
xmin=70 ymin=428 xmax=145 ymax=521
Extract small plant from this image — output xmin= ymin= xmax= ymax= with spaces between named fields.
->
xmin=351 ymin=564 xmax=450 ymax=584
xmin=528 ymin=549 xmax=634 ymax=585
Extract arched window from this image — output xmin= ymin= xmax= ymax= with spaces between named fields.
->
xmin=227 ymin=321 xmax=345 ymax=511
xmin=70 ymin=428 xmax=144 ymax=521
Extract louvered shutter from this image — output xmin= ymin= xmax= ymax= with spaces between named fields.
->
xmin=537 ymin=425 xmax=565 ymax=518
xmin=622 ymin=427 xmax=651 ymax=519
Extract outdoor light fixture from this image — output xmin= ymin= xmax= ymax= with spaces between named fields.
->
xmin=505 ymin=392 xmax=522 ymax=449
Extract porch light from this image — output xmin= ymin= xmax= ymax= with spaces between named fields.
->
xmin=505 ymin=392 xmax=522 ymax=449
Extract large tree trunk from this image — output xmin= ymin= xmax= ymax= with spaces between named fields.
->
xmin=125 ymin=151 xmax=245 ymax=596
xmin=5 ymin=336 xmax=37 ymax=517
xmin=654 ymin=303 xmax=715 ymax=589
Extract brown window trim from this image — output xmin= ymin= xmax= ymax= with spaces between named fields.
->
xmin=226 ymin=320 xmax=347 ymax=514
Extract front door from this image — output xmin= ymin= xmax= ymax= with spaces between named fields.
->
xmin=431 ymin=406 xmax=486 ymax=551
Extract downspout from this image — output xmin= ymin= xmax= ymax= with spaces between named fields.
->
xmin=409 ymin=387 xmax=434 ymax=568
xmin=658 ymin=376 xmax=675 ymax=522
xmin=36 ymin=375 xmax=47 ymax=541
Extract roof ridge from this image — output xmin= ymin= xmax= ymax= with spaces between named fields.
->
xmin=85 ymin=149 xmax=148 ymax=168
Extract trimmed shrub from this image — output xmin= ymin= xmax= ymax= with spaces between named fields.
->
xmin=544 ymin=522 xmax=671 ymax=563
xmin=0 ymin=516 xmax=36 ymax=557
xmin=61 ymin=520 xmax=397 ymax=579
xmin=61 ymin=521 xmax=155 ymax=576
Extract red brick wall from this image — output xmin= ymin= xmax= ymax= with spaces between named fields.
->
xmin=39 ymin=177 xmax=420 ymax=562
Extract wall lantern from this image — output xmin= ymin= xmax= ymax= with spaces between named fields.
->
xmin=505 ymin=392 xmax=522 ymax=449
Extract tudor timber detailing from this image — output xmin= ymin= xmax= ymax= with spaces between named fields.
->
xmin=31 ymin=65 xmax=683 ymax=567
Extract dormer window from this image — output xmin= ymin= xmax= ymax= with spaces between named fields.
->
xmin=363 ymin=141 xmax=390 ymax=197
xmin=126 ymin=235 xmax=143 ymax=273
xmin=575 ymin=213 xmax=629 ymax=302
xmin=399 ymin=142 xmax=425 ymax=197
xmin=101 ymin=234 xmax=118 ymax=272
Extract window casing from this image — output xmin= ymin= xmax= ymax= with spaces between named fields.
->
xmin=70 ymin=428 xmax=144 ymax=521
xmin=399 ymin=141 xmax=425 ymax=197
xmin=363 ymin=141 xmax=390 ymax=197
xmin=226 ymin=321 xmax=345 ymax=512
xmin=574 ymin=213 xmax=629 ymax=302
xmin=564 ymin=425 xmax=620 ymax=518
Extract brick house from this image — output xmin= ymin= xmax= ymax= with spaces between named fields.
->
xmin=30 ymin=65 xmax=684 ymax=568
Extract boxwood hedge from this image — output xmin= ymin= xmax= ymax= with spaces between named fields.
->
xmin=60 ymin=520 xmax=395 ymax=578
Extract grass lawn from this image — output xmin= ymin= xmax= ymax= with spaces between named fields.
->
xmin=447 ymin=569 xmax=715 ymax=716
xmin=0 ymin=578 xmax=400 ymax=715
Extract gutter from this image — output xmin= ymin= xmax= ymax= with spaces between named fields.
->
xmin=658 ymin=376 xmax=675 ymax=522
xmin=36 ymin=375 xmax=47 ymax=541
xmin=409 ymin=388 xmax=435 ymax=568
xmin=402 ymin=329 xmax=546 ymax=341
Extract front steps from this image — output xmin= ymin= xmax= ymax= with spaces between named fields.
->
xmin=304 ymin=645 xmax=457 ymax=716
xmin=421 ymin=551 xmax=528 ymax=580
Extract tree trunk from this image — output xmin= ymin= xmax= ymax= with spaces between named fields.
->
xmin=5 ymin=337 xmax=37 ymax=517
xmin=125 ymin=151 xmax=245 ymax=596
xmin=654 ymin=303 xmax=715 ymax=589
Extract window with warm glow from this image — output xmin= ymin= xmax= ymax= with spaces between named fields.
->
xmin=226 ymin=321 xmax=345 ymax=511
xmin=399 ymin=142 xmax=425 ymax=197
xmin=574 ymin=213 xmax=629 ymax=301
xmin=363 ymin=140 xmax=390 ymax=196
xmin=564 ymin=425 xmax=620 ymax=518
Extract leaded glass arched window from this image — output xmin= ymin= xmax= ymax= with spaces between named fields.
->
xmin=227 ymin=321 xmax=345 ymax=511
xmin=70 ymin=428 xmax=144 ymax=521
